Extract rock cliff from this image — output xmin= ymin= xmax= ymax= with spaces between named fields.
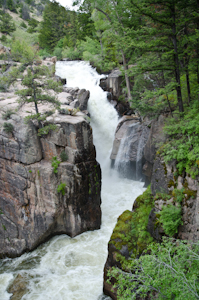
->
xmin=110 ymin=115 xmax=165 ymax=183
xmin=0 ymin=86 xmax=101 ymax=258
xmin=104 ymin=113 xmax=199 ymax=299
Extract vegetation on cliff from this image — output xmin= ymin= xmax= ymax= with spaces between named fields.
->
xmin=109 ymin=237 xmax=199 ymax=300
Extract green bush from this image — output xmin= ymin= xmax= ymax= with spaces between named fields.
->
xmin=162 ymin=105 xmax=199 ymax=178
xmin=37 ymin=124 xmax=57 ymax=136
xmin=51 ymin=156 xmax=60 ymax=174
xmin=109 ymin=237 xmax=199 ymax=300
xmin=60 ymin=150 xmax=68 ymax=162
xmin=57 ymin=182 xmax=66 ymax=195
xmin=2 ymin=109 xmax=14 ymax=120
xmin=3 ymin=122 xmax=14 ymax=133
xmin=20 ymin=21 xmax=27 ymax=28
xmin=53 ymin=47 xmax=62 ymax=61
xmin=159 ymin=204 xmax=183 ymax=237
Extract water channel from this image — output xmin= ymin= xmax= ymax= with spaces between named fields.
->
xmin=0 ymin=61 xmax=145 ymax=300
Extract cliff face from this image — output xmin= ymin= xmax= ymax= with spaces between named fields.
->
xmin=110 ymin=115 xmax=166 ymax=183
xmin=0 ymin=107 xmax=101 ymax=258
xmin=103 ymin=114 xmax=199 ymax=299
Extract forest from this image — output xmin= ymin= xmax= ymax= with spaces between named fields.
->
xmin=1 ymin=0 xmax=199 ymax=299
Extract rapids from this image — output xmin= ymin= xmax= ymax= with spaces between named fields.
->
xmin=0 ymin=61 xmax=145 ymax=300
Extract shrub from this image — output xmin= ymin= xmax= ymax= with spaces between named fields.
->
xmin=37 ymin=124 xmax=57 ymax=136
xmin=159 ymin=204 xmax=183 ymax=236
xmin=3 ymin=122 xmax=14 ymax=133
xmin=2 ymin=109 xmax=14 ymax=120
xmin=162 ymin=105 xmax=199 ymax=178
xmin=53 ymin=47 xmax=62 ymax=61
xmin=108 ymin=237 xmax=199 ymax=300
xmin=60 ymin=150 xmax=68 ymax=162
xmin=58 ymin=108 xmax=69 ymax=115
xmin=57 ymin=182 xmax=66 ymax=195
xmin=51 ymin=156 xmax=60 ymax=174
xmin=20 ymin=21 xmax=27 ymax=29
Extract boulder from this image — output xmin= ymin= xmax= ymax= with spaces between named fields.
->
xmin=77 ymin=89 xmax=90 ymax=111
xmin=100 ymin=69 xmax=122 ymax=100
xmin=0 ymin=113 xmax=101 ymax=258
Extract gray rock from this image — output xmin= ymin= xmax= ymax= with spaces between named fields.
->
xmin=0 ymin=114 xmax=101 ymax=258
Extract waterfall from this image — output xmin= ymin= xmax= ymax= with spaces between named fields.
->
xmin=0 ymin=61 xmax=145 ymax=300
xmin=114 ymin=123 xmax=139 ymax=178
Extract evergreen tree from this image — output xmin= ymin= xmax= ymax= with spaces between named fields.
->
xmin=39 ymin=1 xmax=69 ymax=51
xmin=0 ymin=10 xmax=16 ymax=35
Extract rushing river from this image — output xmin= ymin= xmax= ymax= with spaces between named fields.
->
xmin=0 ymin=61 xmax=145 ymax=300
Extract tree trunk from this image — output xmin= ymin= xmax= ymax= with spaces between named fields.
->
xmin=161 ymin=71 xmax=173 ymax=117
xmin=196 ymin=0 xmax=199 ymax=101
xmin=184 ymin=23 xmax=191 ymax=105
xmin=121 ymin=50 xmax=132 ymax=101
xmin=171 ymin=3 xmax=184 ymax=112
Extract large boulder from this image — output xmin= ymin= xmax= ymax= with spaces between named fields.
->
xmin=0 ymin=112 xmax=101 ymax=258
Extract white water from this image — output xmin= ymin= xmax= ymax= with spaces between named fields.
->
xmin=0 ymin=61 xmax=145 ymax=300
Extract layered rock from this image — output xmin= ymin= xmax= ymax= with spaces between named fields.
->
xmin=0 ymin=110 xmax=101 ymax=258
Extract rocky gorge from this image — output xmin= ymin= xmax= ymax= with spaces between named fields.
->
xmin=0 ymin=60 xmax=101 ymax=258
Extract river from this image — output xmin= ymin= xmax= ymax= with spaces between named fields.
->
xmin=0 ymin=61 xmax=145 ymax=300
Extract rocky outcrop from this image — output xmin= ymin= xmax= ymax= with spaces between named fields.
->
xmin=143 ymin=115 xmax=166 ymax=182
xmin=100 ymin=69 xmax=122 ymax=100
xmin=150 ymin=155 xmax=199 ymax=242
xmin=110 ymin=115 xmax=150 ymax=180
xmin=99 ymin=69 xmax=134 ymax=117
xmin=110 ymin=115 xmax=166 ymax=183
xmin=62 ymin=87 xmax=90 ymax=112
xmin=0 ymin=108 xmax=101 ymax=258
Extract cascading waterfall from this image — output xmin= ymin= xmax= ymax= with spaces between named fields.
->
xmin=0 ymin=61 xmax=145 ymax=300
xmin=114 ymin=123 xmax=138 ymax=178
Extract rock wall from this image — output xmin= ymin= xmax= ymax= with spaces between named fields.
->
xmin=110 ymin=115 xmax=165 ymax=183
xmin=150 ymin=155 xmax=199 ymax=241
xmin=0 ymin=108 xmax=101 ymax=258
xmin=104 ymin=112 xmax=199 ymax=299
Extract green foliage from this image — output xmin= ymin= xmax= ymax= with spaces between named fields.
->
xmin=53 ymin=47 xmax=62 ymax=61
xmin=60 ymin=151 xmax=68 ymax=162
xmin=2 ymin=109 xmax=14 ymax=120
xmin=58 ymin=108 xmax=69 ymax=115
xmin=162 ymin=105 xmax=199 ymax=178
xmin=3 ymin=122 xmax=14 ymax=133
xmin=110 ymin=185 xmax=154 ymax=261
xmin=0 ymin=10 xmax=16 ymax=35
xmin=20 ymin=21 xmax=27 ymax=29
xmin=27 ymin=18 xmax=39 ymax=33
xmin=159 ymin=205 xmax=183 ymax=237
xmin=7 ymin=0 xmax=17 ymax=12
xmin=38 ymin=1 xmax=69 ymax=51
xmin=71 ymin=107 xmax=80 ymax=116
xmin=37 ymin=124 xmax=58 ymax=136
xmin=109 ymin=237 xmax=199 ymax=300
xmin=11 ymin=40 xmax=35 ymax=63
xmin=38 ymin=48 xmax=52 ymax=59
xmin=57 ymin=182 xmax=66 ymax=195
xmin=51 ymin=156 xmax=60 ymax=174
xmin=172 ymin=188 xmax=185 ymax=203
